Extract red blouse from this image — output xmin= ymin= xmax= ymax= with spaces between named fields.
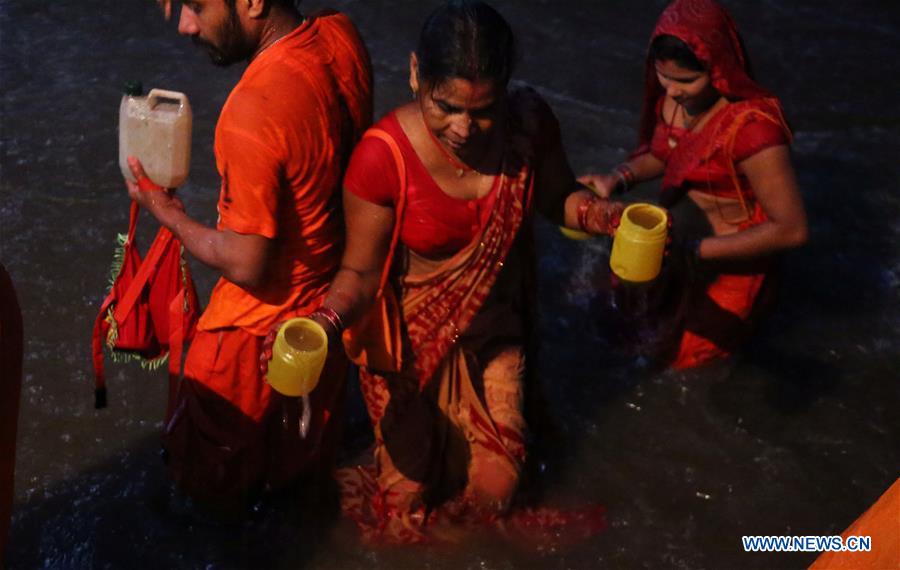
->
xmin=343 ymin=112 xmax=500 ymax=258
xmin=649 ymin=98 xmax=789 ymax=202
xmin=344 ymin=93 xmax=561 ymax=258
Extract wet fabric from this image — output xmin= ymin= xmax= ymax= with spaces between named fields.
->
xmin=338 ymin=344 xmax=605 ymax=545
xmin=338 ymin=90 xmax=606 ymax=543
xmin=199 ymin=11 xmax=373 ymax=336
xmin=0 ymin=263 xmax=23 ymax=560
xmin=344 ymin=95 xmax=562 ymax=259
xmin=163 ymin=11 xmax=372 ymax=508
xmin=345 ymin=112 xmax=500 ymax=258
xmin=164 ymin=328 xmax=347 ymax=510
xmin=338 ymin=345 xmax=527 ymax=544
xmin=669 ymin=205 xmax=775 ymax=369
xmin=632 ymin=0 xmax=791 ymax=368
xmin=649 ymin=98 xmax=789 ymax=203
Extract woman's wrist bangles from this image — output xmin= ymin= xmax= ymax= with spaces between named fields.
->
xmin=577 ymin=195 xmax=598 ymax=233
xmin=577 ymin=195 xmax=622 ymax=235
xmin=310 ymin=306 xmax=344 ymax=337
xmin=613 ymin=163 xmax=636 ymax=192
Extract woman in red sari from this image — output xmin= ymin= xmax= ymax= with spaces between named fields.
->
xmin=581 ymin=0 xmax=808 ymax=369
xmin=290 ymin=0 xmax=616 ymax=543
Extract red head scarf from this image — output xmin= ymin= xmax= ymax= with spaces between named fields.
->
xmin=636 ymin=0 xmax=780 ymax=150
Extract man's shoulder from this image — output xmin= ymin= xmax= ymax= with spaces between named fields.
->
xmin=308 ymin=10 xmax=370 ymax=74
xmin=308 ymin=9 xmax=360 ymax=39
xmin=225 ymin=56 xmax=320 ymax=115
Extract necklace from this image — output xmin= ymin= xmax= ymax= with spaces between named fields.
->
xmin=255 ymin=17 xmax=306 ymax=59
xmin=667 ymin=98 xmax=721 ymax=149
xmin=421 ymin=111 xmax=475 ymax=178
xmin=666 ymin=102 xmax=683 ymax=149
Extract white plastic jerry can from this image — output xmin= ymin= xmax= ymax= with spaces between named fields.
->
xmin=118 ymin=82 xmax=192 ymax=188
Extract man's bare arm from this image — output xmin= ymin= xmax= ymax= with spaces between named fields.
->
xmin=125 ymin=157 xmax=271 ymax=289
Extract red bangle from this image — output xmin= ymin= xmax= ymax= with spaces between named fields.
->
xmin=577 ymin=195 xmax=597 ymax=232
xmin=614 ymin=164 xmax=635 ymax=191
xmin=311 ymin=306 xmax=344 ymax=335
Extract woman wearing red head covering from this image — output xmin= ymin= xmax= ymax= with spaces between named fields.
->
xmin=581 ymin=0 xmax=808 ymax=369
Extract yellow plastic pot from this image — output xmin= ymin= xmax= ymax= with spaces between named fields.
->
xmin=609 ymin=203 xmax=668 ymax=283
xmin=266 ymin=317 xmax=328 ymax=397
xmin=559 ymin=226 xmax=592 ymax=241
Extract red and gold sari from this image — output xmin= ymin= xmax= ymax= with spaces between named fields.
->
xmin=339 ymin=93 xmax=605 ymax=543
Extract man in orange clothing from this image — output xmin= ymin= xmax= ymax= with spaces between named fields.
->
xmin=128 ymin=0 xmax=372 ymax=513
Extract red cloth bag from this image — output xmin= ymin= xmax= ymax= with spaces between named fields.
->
xmin=91 ymin=201 xmax=200 ymax=409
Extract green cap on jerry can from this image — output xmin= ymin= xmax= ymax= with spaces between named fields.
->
xmin=123 ymin=80 xmax=143 ymax=96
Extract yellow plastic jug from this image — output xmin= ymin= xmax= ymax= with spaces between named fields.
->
xmin=559 ymin=226 xmax=592 ymax=240
xmin=609 ymin=203 xmax=668 ymax=283
xmin=266 ymin=318 xmax=328 ymax=397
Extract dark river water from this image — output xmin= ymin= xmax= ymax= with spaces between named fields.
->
xmin=2 ymin=0 xmax=899 ymax=568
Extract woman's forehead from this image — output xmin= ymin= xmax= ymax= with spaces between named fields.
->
xmin=655 ymin=59 xmax=705 ymax=80
xmin=430 ymin=77 xmax=502 ymax=106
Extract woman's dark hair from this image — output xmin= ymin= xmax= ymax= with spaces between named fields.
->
xmin=651 ymin=34 xmax=706 ymax=72
xmin=416 ymin=0 xmax=517 ymax=88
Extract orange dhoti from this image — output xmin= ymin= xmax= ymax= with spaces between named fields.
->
xmin=164 ymin=327 xmax=347 ymax=510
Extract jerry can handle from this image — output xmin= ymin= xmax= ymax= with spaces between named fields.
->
xmin=147 ymin=89 xmax=188 ymax=110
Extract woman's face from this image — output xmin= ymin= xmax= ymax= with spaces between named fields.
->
xmin=654 ymin=59 xmax=718 ymax=113
xmin=417 ymin=75 xmax=506 ymax=160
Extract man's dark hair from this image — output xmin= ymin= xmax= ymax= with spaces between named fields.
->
xmin=651 ymin=34 xmax=705 ymax=72
xmin=416 ymin=0 xmax=517 ymax=88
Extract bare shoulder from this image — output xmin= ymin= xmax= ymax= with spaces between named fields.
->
xmin=393 ymin=102 xmax=420 ymax=129
xmin=393 ymin=102 xmax=426 ymax=151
